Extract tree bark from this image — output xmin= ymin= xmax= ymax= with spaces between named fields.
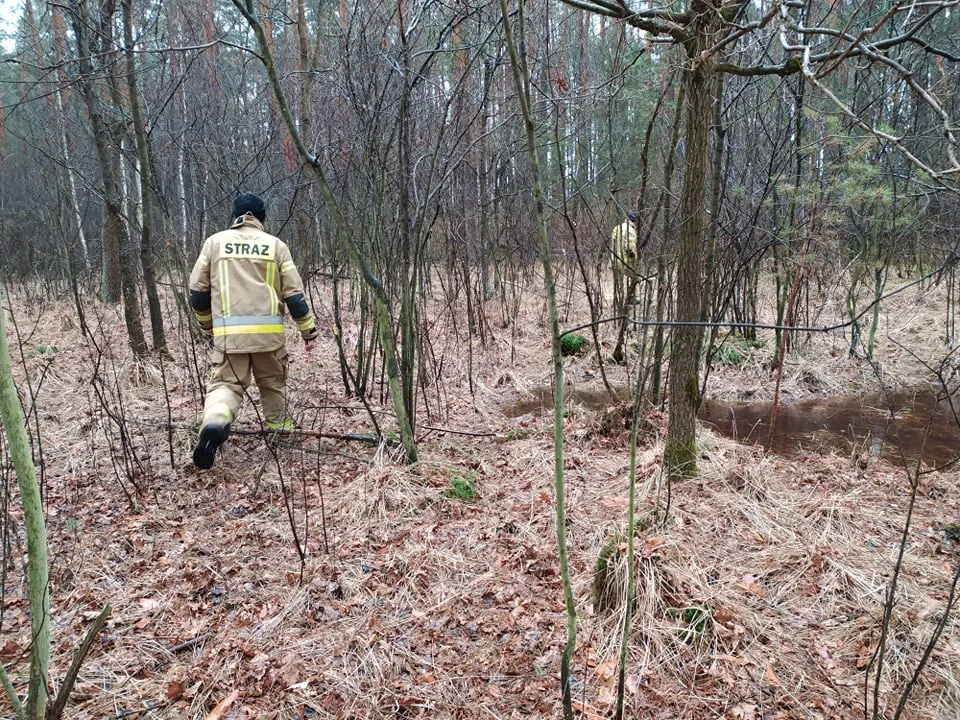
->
xmin=663 ymin=0 xmax=719 ymax=480
xmin=48 ymin=5 xmax=91 ymax=271
xmin=499 ymin=4 xmax=577 ymax=717
xmin=0 ymin=299 xmax=50 ymax=720
xmin=122 ymin=0 xmax=167 ymax=355
xmin=68 ymin=1 xmax=147 ymax=356
xmin=397 ymin=0 xmax=419 ymax=433
xmin=69 ymin=0 xmax=122 ymax=305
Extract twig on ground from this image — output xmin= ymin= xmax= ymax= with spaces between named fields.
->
xmin=48 ymin=604 xmax=112 ymax=719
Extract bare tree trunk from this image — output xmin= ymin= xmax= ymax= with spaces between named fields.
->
xmin=500 ymin=3 xmax=576 ymax=717
xmin=702 ymin=70 xmax=725 ymax=325
xmin=122 ymin=0 xmax=167 ymax=354
xmin=167 ymin=0 xmax=189 ymax=253
xmin=0 ymin=299 xmax=50 ymax=720
xmin=177 ymin=95 xmax=188 ymax=253
xmin=0 ymin=90 xmax=6 ymax=160
xmin=293 ymin=0 xmax=320 ymax=261
xmin=664 ymin=1 xmax=719 ymax=480
xmin=397 ymin=0 xmax=418 ymax=432
xmin=651 ymin=80 xmax=685 ymax=405
xmin=68 ymin=1 xmax=147 ymax=356
xmin=55 ymin=89 xmax=90 ymax=270
xmin=50 ymin=7 xmax=91 ymax=271
xmin=479 ymin=60 xmax=494 ymax=301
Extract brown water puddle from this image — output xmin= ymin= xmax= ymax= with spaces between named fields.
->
xmin=699 ymin=386 xmax=960 ymax=468
xmin=503 ymin=385 xmax=960 ymax=468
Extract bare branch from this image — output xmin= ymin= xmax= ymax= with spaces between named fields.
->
xmin=803 ymin=71 xmax=960 ymax=185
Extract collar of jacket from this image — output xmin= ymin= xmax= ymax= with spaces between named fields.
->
xmin=230 ymin=214 xmax=265 ymax=231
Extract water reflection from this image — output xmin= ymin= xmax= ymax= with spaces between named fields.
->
xmin=503 ymin=384 xmax=960 ymax=468
xmin=698 ymin=386 xmax=960 ymax=468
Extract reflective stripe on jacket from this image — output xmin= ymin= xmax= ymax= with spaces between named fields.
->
xmin=189 ymin=215 xmax=315 ymax=353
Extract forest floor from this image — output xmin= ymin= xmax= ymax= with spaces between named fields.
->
xmin=1 ymin=272 xmax=960 ymax=720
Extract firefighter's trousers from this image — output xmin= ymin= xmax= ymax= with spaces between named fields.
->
xmin=201 ymin=347 xmax=289 ymax=428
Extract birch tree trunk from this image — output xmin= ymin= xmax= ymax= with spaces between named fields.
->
xmin=50 ymin=6 xmax=91 ymax=271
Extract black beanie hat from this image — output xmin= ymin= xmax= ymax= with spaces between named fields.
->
xmin=233 ymin=193 xmax=266 ymax=222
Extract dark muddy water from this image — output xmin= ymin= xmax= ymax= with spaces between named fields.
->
xmin=699 ymin=387 xmax=960 ymax=467
xmin=503 ymin=385 xmax=960 ymax=468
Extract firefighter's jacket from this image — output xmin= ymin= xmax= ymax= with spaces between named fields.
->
xmin=610 ymin=220 xmax=638 ymax=270
xmin=189 ymin=214 xmax=317 ymax=353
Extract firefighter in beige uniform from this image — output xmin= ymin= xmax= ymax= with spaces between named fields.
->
xmin=189 ymin=193 xmax=318 ymax=469
xmin=610 ymin=210 xmax=639 ymax=308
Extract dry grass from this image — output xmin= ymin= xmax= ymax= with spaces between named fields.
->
xmin=0 ymin=272 xmax=958 ymax=719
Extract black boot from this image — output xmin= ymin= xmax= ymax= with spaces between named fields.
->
xmin=193 ymin=423 xmax=230 ymax=469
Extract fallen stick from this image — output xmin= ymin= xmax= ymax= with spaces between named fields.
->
xmin=166 ymin=633 xmax=211 ymax=655
xmin=238 ymin=427 xmax=404 ymax=449
xmin=48 ymin=604 xmax=112 ymax=719
xmin=140 ymin=420 xmax=405 ymax=450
